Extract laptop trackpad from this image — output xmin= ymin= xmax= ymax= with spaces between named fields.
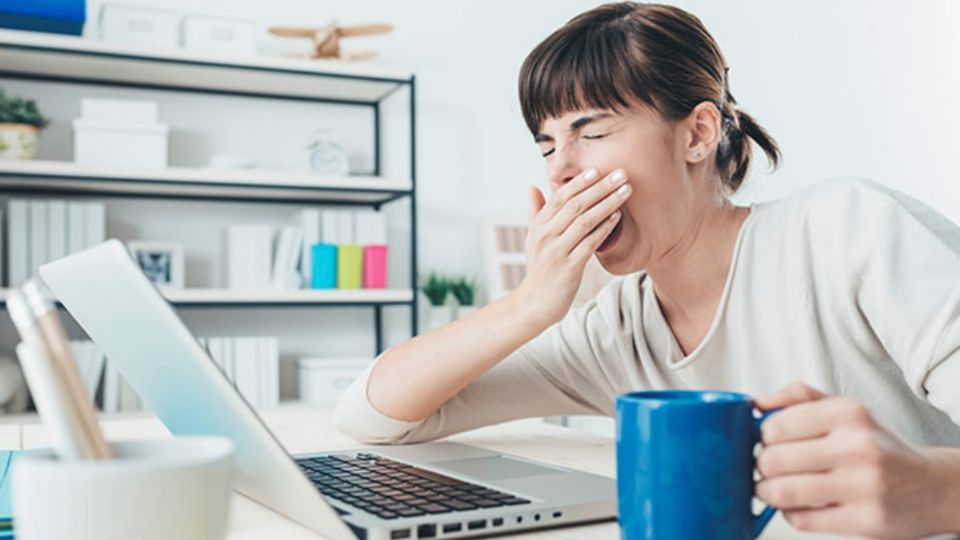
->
xmin=433 ymin=456 xmax=563 ymax=481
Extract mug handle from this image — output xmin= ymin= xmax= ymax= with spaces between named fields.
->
xmin=752 ymin=410 xmax=778 ymax=539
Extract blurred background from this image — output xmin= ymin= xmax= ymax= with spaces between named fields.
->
xmin=0 ymin=0 xmax=958 ymax=424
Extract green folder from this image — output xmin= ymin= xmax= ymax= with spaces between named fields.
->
xmin=337 ymin=244 xmax=363 ymax=289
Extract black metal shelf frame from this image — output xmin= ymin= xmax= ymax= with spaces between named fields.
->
xmin=0 ymin=38 xmax=420 ymax=354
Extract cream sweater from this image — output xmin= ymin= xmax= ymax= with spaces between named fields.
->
xmin=334 ymin=179 xmax=960 ymax=447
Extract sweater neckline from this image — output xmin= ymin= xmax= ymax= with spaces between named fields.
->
xmin=644 ymin=204 xmax=757 ymax=370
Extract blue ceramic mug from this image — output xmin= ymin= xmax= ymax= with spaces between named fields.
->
xmin=615 ymin=390 xmax=777 ymax=539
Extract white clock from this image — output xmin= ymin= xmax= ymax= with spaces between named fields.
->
xmin=306 ymin=132 xmax=349 ymax=177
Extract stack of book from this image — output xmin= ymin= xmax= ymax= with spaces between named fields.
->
xmin=197 ymin=336 xmax=279 ymax=408
xmin=5 ymin=199 xmax=106 ymax=287
xmin=225 ymin=208 xmax=388 ymax=292
xmin=299 ymin=208 xmax=388 ymax=290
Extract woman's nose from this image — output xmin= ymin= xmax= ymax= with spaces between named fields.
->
xmin=546 ymin=147 xmax=581 ymax=189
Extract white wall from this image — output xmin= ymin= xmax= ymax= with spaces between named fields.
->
xmin=3 ymin=1 xmax=959 ymax=404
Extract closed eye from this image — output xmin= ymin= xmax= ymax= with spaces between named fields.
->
xmin=583 ymin=133 xmax=608 ymax=140
xmin=541 ymin=148 xmax=555 ymax=158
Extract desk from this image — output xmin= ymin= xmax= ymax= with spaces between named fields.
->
xmin=1 ymin=405 xmax=859 ymax=540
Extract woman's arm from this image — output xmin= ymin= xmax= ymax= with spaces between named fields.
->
xmin=366 ymin=289 xmax=550 ymax=422
xmin=362 ymin=167 xmax=629 ymax=424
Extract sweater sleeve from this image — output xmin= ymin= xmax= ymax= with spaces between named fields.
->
xmin=842 ymin=181 xmax=960 ymax=428
xmin=332 ymin=283 xmax=630 ymax=445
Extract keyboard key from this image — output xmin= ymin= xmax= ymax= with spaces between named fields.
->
xmin=501 ymin=497 xmax=531 ymax=505
xmin=472 ymin=499 xmax=504 ymax=508
xmin=444 ymin=500 xmax=479 ymax=511
xmin=419 ymin=503 xmax=454 ymax=514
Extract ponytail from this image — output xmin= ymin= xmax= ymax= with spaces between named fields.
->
xmin=716 ymin=86 xmax=780 ymax=193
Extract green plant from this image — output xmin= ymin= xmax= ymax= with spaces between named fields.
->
xmin=421 ymin=273 xmax=451 ymax=306
xmin=450 ymin=276 xmax=477 ymax=306
xmin=0 ymin=90 xmax=49 ymax=128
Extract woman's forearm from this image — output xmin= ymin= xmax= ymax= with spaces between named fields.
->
xmin=366 ymin=289 xmax=551 ymax=422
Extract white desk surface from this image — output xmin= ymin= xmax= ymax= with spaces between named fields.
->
xmin=2 ymin=405 xmax=859 ymax=540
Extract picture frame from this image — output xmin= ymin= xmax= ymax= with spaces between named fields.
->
xmin=127 ymin=241 xmax=185 ymax=290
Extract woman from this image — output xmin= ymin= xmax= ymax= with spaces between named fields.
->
xmin=335 ymin=3 xmax=960 ymax=537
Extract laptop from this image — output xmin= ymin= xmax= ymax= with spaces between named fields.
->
xmin=39 ymin=240 xmax=616 ymax=540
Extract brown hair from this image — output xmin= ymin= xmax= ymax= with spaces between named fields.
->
xmin=518 ymin=2 xmax=780 ymax=193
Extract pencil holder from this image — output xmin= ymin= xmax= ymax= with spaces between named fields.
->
xmin=12 ymin=436 xmax=234 ymax=540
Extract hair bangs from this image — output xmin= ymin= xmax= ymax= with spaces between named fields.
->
xmin=519 ymin=19 xmax=655 ymax=135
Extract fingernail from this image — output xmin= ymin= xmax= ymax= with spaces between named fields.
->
xmin=583 ymin=168 xmax=598 ymax=181
xmin=609 ymin=210 xmax=622 ymax=221
xmin=616 ymin=184 xmax=631 ymax=196
xmin=610 ymin=169 xmax=626 ymax=184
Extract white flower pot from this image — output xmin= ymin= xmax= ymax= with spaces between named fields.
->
xmin=425 ymin=304 xmax=454 ymax=331
xmin=455 ymin=305 xmax=477 ymax=319
xmin=0 ymin=123 xmax=39 ymax=160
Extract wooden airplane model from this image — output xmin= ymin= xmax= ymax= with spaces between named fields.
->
xmin=269 ymin=22 xmax=393 ymax=61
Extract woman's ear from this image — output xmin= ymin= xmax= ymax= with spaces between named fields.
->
xmin=685 ymin=101 xmax=721 ymax=163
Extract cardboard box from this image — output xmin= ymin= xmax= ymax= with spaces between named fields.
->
xmin=98 ymin=4 xmax=178 ymax=49
xmin=73 ymin=118 xmax=168 ymax=169
xmin=181 ymin=14 xmax=256 ymax=55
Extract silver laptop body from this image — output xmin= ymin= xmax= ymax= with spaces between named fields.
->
xmin=39 ymin=241 xmax=616 ymax=540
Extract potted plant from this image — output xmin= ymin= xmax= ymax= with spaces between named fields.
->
xmin=0 ymin=90 xmax=48 ymax=160
xmin=421 ymin=272 xmax=452 ymax=330
xmin=450 ymin=276 xmax=478 ymax=319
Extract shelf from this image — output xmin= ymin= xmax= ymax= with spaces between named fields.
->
xmin=0 ymin=160 xmax=412 ymax=205
xmin=0 ymin=287 xmax=414 ymax=308
xmin=0 ymin=29 xmax=412 ymax=104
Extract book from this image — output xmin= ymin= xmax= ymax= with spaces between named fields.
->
xmin=7 ymin=200 xmax=29 ymax=287
xmin=337 ymin=244 xmax=363 ymax=289
xmin=66 ymin=201 xmax=87 ymax=255
xmin=311 ymin=243 xmax=337 ymax=289
xmin=85 ymin=201 xmax=106 ymax=249
xmin=226 ymin=225 xmax=272 ymax=290
xmin=47 ymin=200 xmax=67 ymax=263
xmin=29 ymin=200 xmax=47 ymax=275
xmin=271 ymin=226 xmax=303 ymax=290
xmin=299 ymin=209 xmax=321 ymax=287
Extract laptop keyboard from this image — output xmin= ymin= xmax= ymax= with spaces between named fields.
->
xmin=297 ymin=452 xmax=532 ymax=520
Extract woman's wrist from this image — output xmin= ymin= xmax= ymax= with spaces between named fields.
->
xmin=505 ymin=283 xmax=563 ymax=332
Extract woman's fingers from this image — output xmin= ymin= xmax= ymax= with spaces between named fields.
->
xmin=559 ymin=181 xmax=631 ymax=255
xmin=534 ymin=168 xmax=602 ymax=224
xmin=543 ymin=169 xmax=628 ymax=236
xmin=528 ymin=186 xmax=546 ymax=222
xmin=570 ymin=209 xmax=622 ymax=262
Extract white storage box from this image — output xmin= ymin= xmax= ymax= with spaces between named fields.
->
xmin=99 ymin=4 xmax=179 ymax=49
xmin=181 ymin=15 xmax=257 ymax=55
xmin=73 ymin=119 xmax=169 ymax=169
xmin=81 ymin=98 xmax=158 ymax=125
xmin=298 ymin=357 xmax=371 ymax=406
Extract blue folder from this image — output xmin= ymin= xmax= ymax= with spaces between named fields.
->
xmin=0 ymin=450 xmax=15 ymax=532
xmin=0 ymin=0 xmax=86 ymax=36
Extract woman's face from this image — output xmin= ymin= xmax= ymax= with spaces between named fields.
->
xmin=535 ymin=104 xmax=711 ymax=275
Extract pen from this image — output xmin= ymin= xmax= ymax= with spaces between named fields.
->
xmin=21 ymin=280 xmax=113 ymax=459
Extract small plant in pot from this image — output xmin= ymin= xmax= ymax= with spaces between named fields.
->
xmin=421 ymin=273 xmax=452 ymax=330
xmin=0 ymin=90 xmax=49 ymax=160
xmin=450 ymin=276 xmax=478 ymax=319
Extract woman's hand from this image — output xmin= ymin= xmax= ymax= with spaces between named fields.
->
xmin=514 ymin=168 xmax=631 ymax=326
xmin=755 ymin=382 xmax=960 ymax=539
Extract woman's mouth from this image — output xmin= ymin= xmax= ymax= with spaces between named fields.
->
xmin=597 ymin=217 xmax=624 ymax=253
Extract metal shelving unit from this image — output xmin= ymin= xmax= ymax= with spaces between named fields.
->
xmin=0 ymin=29 xmax=419 ymax=354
